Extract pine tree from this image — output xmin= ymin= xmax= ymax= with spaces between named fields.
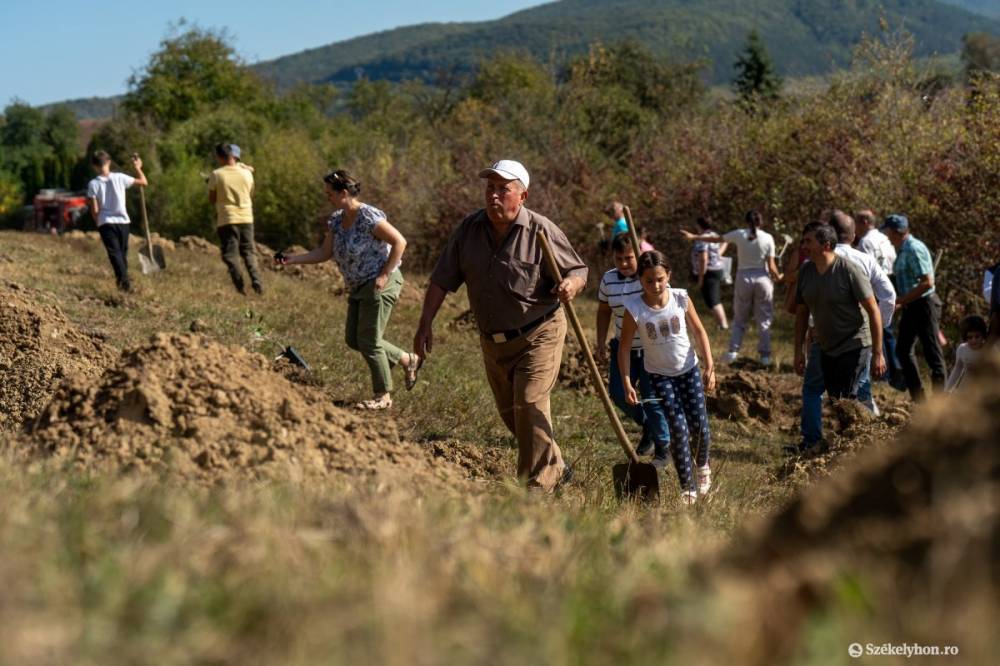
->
xmin=733 ymin=31 xmax=783 ymax=109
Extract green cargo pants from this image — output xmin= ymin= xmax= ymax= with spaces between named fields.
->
xmin=345 ymin=269 xmax=406 ymax=395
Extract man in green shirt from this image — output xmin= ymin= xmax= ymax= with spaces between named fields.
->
xmin=794 ymin=222 xmax=885 ymax=399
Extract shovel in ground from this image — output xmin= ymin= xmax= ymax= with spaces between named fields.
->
xmin=537 ymin=230 xmax=659 ymax=501
xmin=134 ymin=160 xmax=166 ymax=275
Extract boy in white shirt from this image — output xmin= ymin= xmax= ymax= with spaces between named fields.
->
xmin=86 ymin=150 xmax=148 ymax=291
xmin=945 ymin=315 xmax=987 ymax=392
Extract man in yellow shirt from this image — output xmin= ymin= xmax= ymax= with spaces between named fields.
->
xmin=208 ymin=143 xmax=262 ymax=294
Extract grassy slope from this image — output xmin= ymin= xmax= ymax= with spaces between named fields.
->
xmin=0 ymin=230 xmax=912 ymax=664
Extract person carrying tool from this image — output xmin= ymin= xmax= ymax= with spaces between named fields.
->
xmin=619 ymin=251 xmax=716 ymax=505
xmin=414 ymin=160 xmax=587 ymax=492
xmin=86 ymin=150 xmax=148 ymax=292
xmin=208 ymin=143 xmax=263 ymax=295
xmin=681 ymin=210 xmax=782 ymax=366
xmin=596 ymin=234 xmax=671 ymax=461
xmin=277 ymin=169 xmax=420 ymax=410
xmin=882 ymin=214 xmax=947 ymax=400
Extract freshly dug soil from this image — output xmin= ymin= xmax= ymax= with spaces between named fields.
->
xmin=23 ymin=333 xmax=464 ymax=485
xmin=707 ymin=371 xmax=776 ymax=422
xmin=713 ymin=356 xmax=1000 ymax=662
xmin=0 ymin=282 xmax=116 ymax=431
xmin=558 ymin=336 xmax=605 ymax=396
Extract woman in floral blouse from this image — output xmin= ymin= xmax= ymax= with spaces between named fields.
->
xmin=279 ymin=170 xmax=421 ymax=410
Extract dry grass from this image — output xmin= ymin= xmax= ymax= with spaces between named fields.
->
xmin=1 ymin=231 xmax=984 ymax=665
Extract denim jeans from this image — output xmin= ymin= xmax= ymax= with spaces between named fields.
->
xmin=608 ymin=338 xmax=670 ymax=447
xmin=801 ymin=343 xmax=825 ymax=446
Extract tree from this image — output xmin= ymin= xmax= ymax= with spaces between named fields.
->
xmin=961 ymin=32 xmax=1000 ymax=81
xmin=0 ymin=102 xmax=50 ymax=200
xmin=733 ymin=31 xmax=783 ymax=109
xmin=122 ymin=23 xmax=265 ymax=130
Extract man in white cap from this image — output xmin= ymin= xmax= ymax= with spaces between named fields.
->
xmin=414 ymin=160 xmax=588 ymax=491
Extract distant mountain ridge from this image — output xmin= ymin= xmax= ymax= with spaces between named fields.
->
xmin=254 ymin=0 xmax=1000 ymax=88
xmin=42 ymin=0 xmax=1000 ymax=119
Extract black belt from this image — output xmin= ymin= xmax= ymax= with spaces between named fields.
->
xmin=489 ymin=307 xmax=560 ymax=343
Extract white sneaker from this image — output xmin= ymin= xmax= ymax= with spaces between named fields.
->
xmin=759 ymin=354 xmax=772 ymax=366
xmin=721 ymin=351 xmax=738 ymax=364
xmin=696 ymin=465 xmax=712 ymax=494
xmin=681 ymin=491 xmax=698 ymax=505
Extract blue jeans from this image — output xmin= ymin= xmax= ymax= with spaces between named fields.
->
xmin=608 ymin=338 xmax=670 ymax=447
xmin=801 ymin=343 xmax=825 ymax=447
xmin=882 ymin=325 xmax=902 ymax=384
xmin=802 ymin=343 xmax=874 ymax=446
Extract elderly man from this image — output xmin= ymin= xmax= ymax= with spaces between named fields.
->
xmin=882 ymin=214 xmax=946 ymax=400
xmin=794 ymin=223 xmax=885 ymax=447
xmin=854 ymin=210 xmax=896 ymax=276
xmin=414 ymin=160 xmax=587 ymax=491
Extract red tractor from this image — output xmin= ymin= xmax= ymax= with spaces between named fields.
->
xmin=31 ymin=189 xmax=89 ymax=234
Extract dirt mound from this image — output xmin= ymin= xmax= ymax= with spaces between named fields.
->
xmin=178 ymin=235 xmax=217 ymax=253
xmin=23 ymin=333 xmax=463 ymax=485
xmin=558 ymin=336 xmax=604 ymax=396
xmin=0 ymin=282 xmax=116 ymax=431
xmin=427 ymin=439 xmax=513 ymax=480
xmin=707 ymin=370 xmax=775 ymax=421
xmin=714 ymin=356 xmax=1000 ymax=662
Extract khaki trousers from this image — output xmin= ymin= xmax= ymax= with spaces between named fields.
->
xmin=479 ymin=309 xmax=567 ymax=491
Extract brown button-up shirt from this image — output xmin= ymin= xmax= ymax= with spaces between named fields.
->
xmin=430 ymin=206 xmax=588 ymax=335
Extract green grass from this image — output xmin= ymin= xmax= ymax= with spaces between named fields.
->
xmin=0 ymin=230 xmax=923 ymax=664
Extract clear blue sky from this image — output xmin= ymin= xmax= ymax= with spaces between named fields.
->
xmin=1 ymin=0 xmax=548 ymax=106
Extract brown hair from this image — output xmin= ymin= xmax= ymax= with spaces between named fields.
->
xmin=637 ymin=250 xmax=671 ymax=277
xmin=91 ymin=150 xmax=111 ymax=167
xmin=323 ymin=169 xmax=362 ymax=196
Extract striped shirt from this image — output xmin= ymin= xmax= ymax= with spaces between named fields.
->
xmin=598 ymin=268 xmax=644 ymax=347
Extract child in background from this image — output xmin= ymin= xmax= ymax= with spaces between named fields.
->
xmin=944 ymin=315 xmax=988 ymax=392
xmin=619 ymin=251 xmax=716 ymax=505
xmin=596 ymin=235 xmax=671 ymax=458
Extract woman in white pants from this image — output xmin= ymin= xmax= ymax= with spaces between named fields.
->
xmin=681 ymin=210 xmax=782 ymax=365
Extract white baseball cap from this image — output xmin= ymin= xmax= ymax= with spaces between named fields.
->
xmin=479 ymin=160 xmax=529 ymax=190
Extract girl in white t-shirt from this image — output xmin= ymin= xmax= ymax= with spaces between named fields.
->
xmin=945 ymin=315 xmax=987 ymax=392
xmin=619 ymin=251 xmax=717 ymax=504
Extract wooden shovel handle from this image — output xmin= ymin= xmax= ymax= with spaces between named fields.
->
xmin=623 ymin=206 xmax=642 ymax=258
xmin=537 ymin=231 xmax=639 ymax=464
xmin=139 ymin=186 xmax=154 ymax=262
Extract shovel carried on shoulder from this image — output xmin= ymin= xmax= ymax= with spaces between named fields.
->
xmin=537 ymin=230 xmax=659 ymax=501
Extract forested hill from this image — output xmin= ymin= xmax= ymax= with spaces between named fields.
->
xmin=940 ymin=0 xmax=1000 ymax=19
xmin=255 ymin=0 xmax=1000 ymax=88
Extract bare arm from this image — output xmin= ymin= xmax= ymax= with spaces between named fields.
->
xmin=596 ymin=301 xmax=613 ymax=362
xmin=680 ymin=230 xmax=725 ymax=243
xmin=130 ymin=156 xmax=148 ymax=187
xmin=685 ymin=299 xmax=715 ymax=391
xmin=794 ymin=304 xmax=810 ymax=375
xmin=88 ymin=197 xmax=99 ymax=219
xmin=896 ymin=274 xmax=933 ymax=308
xmin=860 ymin=295 xmax=885 ymax=378
xmin=371 ymin=219 xmax=407 ymax=291
xmin=285 ymin=230 xmax=334 ymax=265
xmin=414 ymin=282 xmax=448 ymax=358
xmin=618 ymin=311 xmax=639 ymax=405
xmin=767 ymin=255 xmax=783 ymax=282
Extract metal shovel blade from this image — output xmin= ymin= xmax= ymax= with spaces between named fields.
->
xmin=612 ymin=461 xmax=660 ymax=501
xmin=138 ymin=243 xmax=166 ymax=274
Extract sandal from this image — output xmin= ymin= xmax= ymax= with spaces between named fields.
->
xmin=355 ymin=394 xmax=393 ymax=410
xmin=404 ymin=352 xmax=424 ymax=391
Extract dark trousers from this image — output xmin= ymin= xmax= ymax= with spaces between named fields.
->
xmin=896 ymin=295 xmax=947 ymax=400
xmin=218 ymin=223 xmax=262 ymax=291
xmin=820 ymin=346 xmax=871 ymax=399
xmin=98 ymin=223 xmax=131 ymax=289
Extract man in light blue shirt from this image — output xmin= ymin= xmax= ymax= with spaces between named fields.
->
xmin=882 ymin=214 xmax=946 ymax=400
